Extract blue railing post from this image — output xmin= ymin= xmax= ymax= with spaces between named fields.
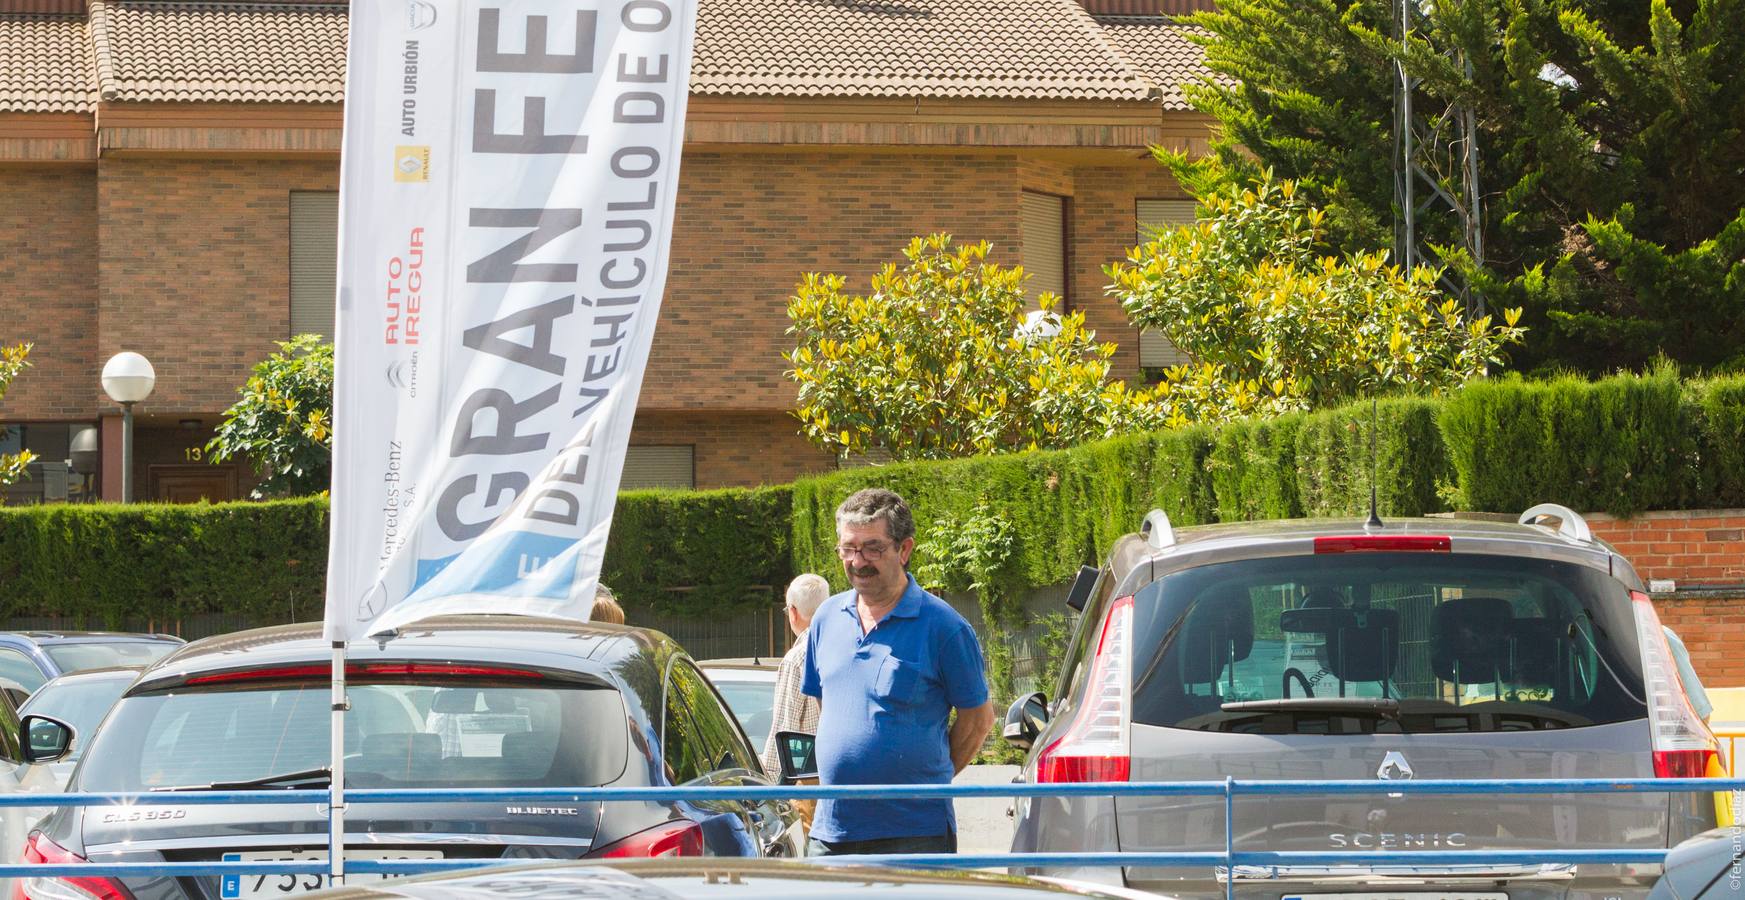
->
xmin=1223 ymin=775 xmax=1236 ymax=900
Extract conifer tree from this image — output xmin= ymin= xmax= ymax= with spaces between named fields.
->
xmin=1173 ymin=0 xmax=1745 ymax=372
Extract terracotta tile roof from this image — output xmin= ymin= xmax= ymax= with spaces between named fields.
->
xmin=1095 ymin=15 xmax=1210 ymax=111
xmin=1 ymin=13 xmax=96 ymax=112
xmin=3 ymin=0 xmax=1216 ymax=113
xmin=691 ymin=0 xmax=1156 ymax=102
xmin=88 ymin=0 xmax=346 ymax=103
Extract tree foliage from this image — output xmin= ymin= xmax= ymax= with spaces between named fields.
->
xmin=785 ymin=235 xmax=1164 ymax=461
xmin=1108 ymin=179 xmax=1526 ymax=423
xmin=1173 ymin=0 xmax=1745 ymax=373
xmin=206 ymin=335 xmax=334 ymax=498
xmin=0 ymin=343 xmax=34 ymax=486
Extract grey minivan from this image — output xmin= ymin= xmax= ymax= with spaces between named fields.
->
xmin=1004 ymin=504 xmax=1725 ymax=899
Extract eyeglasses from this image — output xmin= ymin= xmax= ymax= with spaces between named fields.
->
xmin=835 ymin=541 xmax=892 ymax=561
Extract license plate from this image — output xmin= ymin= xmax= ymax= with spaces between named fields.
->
xmin=219 ymin=850 xmax=443 ymax=899
xmin=1282 ymin=894 xmax=1508 ymax=900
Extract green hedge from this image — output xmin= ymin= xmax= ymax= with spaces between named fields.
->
xmin=0 ymin=489 xmax=793 ymax=626
xmin=3 ymin=370 xmax=1742 ymax=627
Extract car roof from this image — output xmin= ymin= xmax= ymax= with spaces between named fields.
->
xmin=1108 ymin=514 xmax=1627 ymax=593
xmin=134 ymin=616 xmax=679 ymax=690
xmin=0 ymin=632 xmax=183 ymax=645
xmin=37 ymin=665 xmax=144 ymax=684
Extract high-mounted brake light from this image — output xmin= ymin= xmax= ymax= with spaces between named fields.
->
xmin=586 ymin=820 xmax=705 ymax=859
xmin=15 ymin=832 xmax=133 ymax=900
xmin=1037 ymin=595 xmax=1133 ymax=783
xmin=1630 ymin=591 xmax=1720 ymax=779
xmin=1314 ymin=535 xmax=1451 ymax=554
xmin=185 ymin=662 xmax=544 ymax=685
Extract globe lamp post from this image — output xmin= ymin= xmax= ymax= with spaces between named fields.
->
xmin=100 ymin=352 xmax=156 ymax=503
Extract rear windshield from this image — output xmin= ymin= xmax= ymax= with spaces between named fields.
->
xmin=45 ymin=641 xmax=177 ymax=673
xmin=75 ymin=679 xmax=628 ymax=791
xmin=1130 ymin=553 xmax=1647 ymax=734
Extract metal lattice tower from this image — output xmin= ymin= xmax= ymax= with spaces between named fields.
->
xmin=1393 ymin=0 xmax=1485 ymax=317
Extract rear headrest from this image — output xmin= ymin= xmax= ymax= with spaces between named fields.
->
xmin=1176 ymin=594 xmax=1255 ymax=684
xmin=1323 ymin=608 xmax=1400 ymax=683
xmin=1508 ymin=618 xmax=1567 ymax=687
xmin=1431 ymin=597 xmax=1515 ymax=683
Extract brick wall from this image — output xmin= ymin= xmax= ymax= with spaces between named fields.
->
xmin=651 ymin=149 xmax=1024 ymax=411
xmin=1589 ymin=509 xmax=1745 ymax=687
xmin=0 ymin=166 xmax=97 ymax=420
xmin=629 ymin=409 xmax=834 ymax=488
xmin=96 ymin=157 xmax=338 ymax=415
xmin=1589 ymin=510 xmax=1745 ymax=588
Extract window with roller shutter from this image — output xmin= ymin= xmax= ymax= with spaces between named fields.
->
xmin=1020 ymin=191 xmax=1068 ymax=309
xmin=289 ymin=191 xmax=339 ymax=342
xmin=620 ymin=445 xmax=695 ymax=490
xmin=1135 ymin=199 xmax=1196 ymax=369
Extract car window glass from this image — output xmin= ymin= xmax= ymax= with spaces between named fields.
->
xmin=0 ymin=649 xmax=46 ymax=694
xmin=17 ymin=676 xmax=132 ymax=760
xmin=44 ymin=642 xmax=177 ymax=673
xmin=661 ymin=675 xmax=708 ymax=785
xmin=674 ymin=662 xmax=758 ymax=774
xmin=1129 ymin=554 xmax=1648 ymax=734
xmin=710 ymin=679 xmax=776 ymax=749
xmin=74 ymin=679 xmax=628 ymax=791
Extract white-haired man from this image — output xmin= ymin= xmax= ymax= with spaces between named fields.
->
xmin=762 ymin=573 xmax=829 ymax=777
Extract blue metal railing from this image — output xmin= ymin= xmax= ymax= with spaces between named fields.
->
xmin=2 ymin=778 xmax=1739 ymax=899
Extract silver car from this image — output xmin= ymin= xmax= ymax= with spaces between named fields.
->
xmin=1005 ymin=504 xmax=1725 ymax=899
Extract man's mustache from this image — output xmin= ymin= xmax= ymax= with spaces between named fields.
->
xmin=847 ymin=564 xmax=879 ymax=578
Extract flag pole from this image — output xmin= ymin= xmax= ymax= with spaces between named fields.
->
xmin=329 ymin=639 xmax=347 ymax=885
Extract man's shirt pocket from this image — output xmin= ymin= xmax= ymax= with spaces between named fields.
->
xmin=873 ymin=655 xmax=924 ymax=705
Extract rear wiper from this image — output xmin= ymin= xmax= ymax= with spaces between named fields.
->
xmin=151 ymin=766 xmax=331 ymax=792
xmin=1220 ymin=698 xmax=1401 ymax=718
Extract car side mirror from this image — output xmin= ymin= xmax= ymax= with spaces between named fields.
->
xmin=21 ymin=715 xmax=73 ymax=764
xmin=1001 ymin=691 xmax=1049 ymax=750
xmin=1064 ymin=566 xmax=1099 ymax=612
xmin=774 ymin=731 xmax=817 ymax=783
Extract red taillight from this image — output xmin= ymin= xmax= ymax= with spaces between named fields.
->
xmin=1631 ymin=591 xmax=1722 ymax=779
xmin=1654 ymin=749 xmax=1718 ymax=779
xmin=1314 ymin=535 xmax=1451 ymax=553
xmin=185 ymin=662 xmax=544 ymax=685
xmin=587 ymin=820 xmax=705 ymax=858
xmin=1036 ymin=595 xmax=1133 ymax=784
xmin=16 ymin=833 xmax=133 ymax=900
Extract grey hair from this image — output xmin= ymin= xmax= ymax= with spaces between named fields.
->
xmin=785 ymin=573 xmax=832 ymax=618
xmin=834 ymin=487 xmax=915 ymax=544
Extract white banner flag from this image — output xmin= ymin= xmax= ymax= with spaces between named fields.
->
xmin=324 ymin=0 xmax=697 ymax=641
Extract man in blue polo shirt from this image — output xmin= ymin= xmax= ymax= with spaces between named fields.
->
xmin=801 ymin=488 xmax=995 ymax=855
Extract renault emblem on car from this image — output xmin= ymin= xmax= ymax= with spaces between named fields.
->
xmin=1377 ymin=751 xmax=1414 ymax=781
xmin=1378 ymin=751 xmax=1413 ymax=798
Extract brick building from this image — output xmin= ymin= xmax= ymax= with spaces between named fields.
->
xmin=0 ymin=0 xmax=1216 ymax=499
